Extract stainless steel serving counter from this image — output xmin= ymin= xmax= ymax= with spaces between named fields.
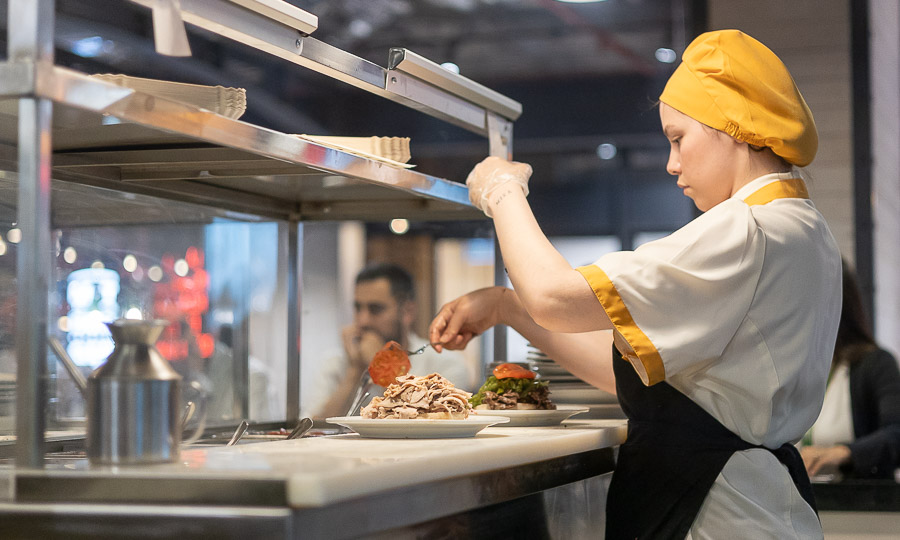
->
xmin=0 ymin=419 xmax=627 ymax=539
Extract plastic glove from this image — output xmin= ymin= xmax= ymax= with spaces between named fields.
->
xmin=466 ymin=156 xmax=532 ymax=217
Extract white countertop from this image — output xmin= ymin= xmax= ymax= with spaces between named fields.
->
xmin=12 ymin=419 xmax=627 ymax=508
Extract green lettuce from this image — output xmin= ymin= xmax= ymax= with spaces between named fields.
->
xmin=469 ymin=375 xmax=548 ymax=407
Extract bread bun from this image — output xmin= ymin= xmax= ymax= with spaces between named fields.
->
xmin=475 ymin=403 xmax=538 ymax=411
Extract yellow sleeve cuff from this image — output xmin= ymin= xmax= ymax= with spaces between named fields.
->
xmin=576 ymin=264 xmax=666 ymax=385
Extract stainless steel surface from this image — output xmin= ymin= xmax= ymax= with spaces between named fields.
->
xmin=0 ymin=65 xmax=482 ymax=222
xmin=86 ymin=320 xmax=183 ymax=465
xmin=7 ymin=448 xmax=614 ymax=539
xmin=47 ymin=336 xmax=87 ymax=396
xmin=387 ymin=48 xmax=522 ymax=121
xmin=224 ymin=0 xmax=319 ymax=34
xmin=384 ymin=69 xmax=487 ymax=133
xmin=0 ymin=479 xmax=607 ymax=539
xmin=235 ymin=275 xmax=251 ymax=420
xmin=0 ymin=502 xmax=295 ymax=539
xmin=487 ymin=112 xmax=514 ymax=159
xmin=226 ymin=419 xmax=250 ymax=446
xmin=286 ymin=417 xmax=313 ymax=440
xmin=12 ymin=0 xmax=55 ymax=470
xmin=492 ymin=239 xmax=508 ymax=365
xmin=285 ymin=222 xmax=301 ymax=424
xmin=127 ymin=0 xmax=519 ymax=138
xmin=4 ymin=0 xmax=510 ymax=474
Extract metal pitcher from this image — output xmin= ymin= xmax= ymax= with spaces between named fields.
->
xmin=86 ymin=319 xmax=182 ymax=465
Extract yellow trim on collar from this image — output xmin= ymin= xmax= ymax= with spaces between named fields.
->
xmin=576 ymin=264 xmax=666 ymax=385
xmin=742 ymin=178 xmax=808 ymax=206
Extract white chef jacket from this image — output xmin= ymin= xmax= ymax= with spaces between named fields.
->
xmin=577 ymin=173 xmax=841 ymax=539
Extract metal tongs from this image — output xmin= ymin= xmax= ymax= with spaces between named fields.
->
xmin=344 ymin=371 xmax=376 ymax=417
xmin=406 ymin=343 xmax=433 ymax=356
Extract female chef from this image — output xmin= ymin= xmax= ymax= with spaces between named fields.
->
xmin=429 ymin=30 xmax=842 ymax=539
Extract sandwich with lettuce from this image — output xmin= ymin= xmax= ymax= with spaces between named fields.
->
xmin=469 ymin=363 xmax=555 ymax=410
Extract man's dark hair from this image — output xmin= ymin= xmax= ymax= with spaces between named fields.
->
xmin=356 ymin=263 xmax=415 ymax=304
xmin=835 ymin=258 xmax=876 ymax=364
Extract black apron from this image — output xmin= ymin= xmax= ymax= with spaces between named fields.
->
xmin=606 ymin=346 xmax=817 ymax=540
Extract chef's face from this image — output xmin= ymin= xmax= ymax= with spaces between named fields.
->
xmin=660 ymin=103 xmax=744 ymax=212
xmin=353 ymin=277 xmax=412 ymax=343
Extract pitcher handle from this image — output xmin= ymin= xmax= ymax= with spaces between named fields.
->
xmin=181 ymin=379 xmax=209 ymax=445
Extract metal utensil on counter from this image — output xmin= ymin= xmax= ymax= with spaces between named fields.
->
xmin=226 ymin=420 xmax=250 ymax=446
xmin=287 ymin=417 xmax=314 ymax=440
xmin=345 ymin=371 xmax=375 ymax=417
xmin=180 ymin=401 xmax=197 ymax=431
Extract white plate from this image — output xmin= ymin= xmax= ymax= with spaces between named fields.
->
xmin=325 ymin=415 xmax=509 ymax=439
xmin=471 ymin=405 xmax=589 ymax=427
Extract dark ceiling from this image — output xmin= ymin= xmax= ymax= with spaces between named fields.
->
xmin=1 ymin=0 xmax=706 ymax=238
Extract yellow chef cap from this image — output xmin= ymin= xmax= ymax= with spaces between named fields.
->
xmin=659 ymin=29 xmax=817 ymax=167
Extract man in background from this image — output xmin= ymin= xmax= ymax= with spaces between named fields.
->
xmin=311 ymin=263 xmax=471 ymax=418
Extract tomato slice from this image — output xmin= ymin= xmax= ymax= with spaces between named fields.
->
xmin=368 ymin=340 xmax=412 ymax=386
xmin=492 ymin=363 xmax=535 ymax=379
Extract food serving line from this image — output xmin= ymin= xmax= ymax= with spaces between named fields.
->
xmin=1 ymin=419 xmax=627 ymax=538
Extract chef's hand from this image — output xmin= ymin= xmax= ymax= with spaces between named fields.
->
xmin=341 ymin=326 xmax=384 ymax=371
xmin=800 ymin=444 xmax=851 ymax=476
xmin=466 ymin=156 xmax=532 ymax=217
xmin=429 ymin=286 xmax=507 ymax=352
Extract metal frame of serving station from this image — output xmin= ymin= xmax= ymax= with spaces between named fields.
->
xmin=2 ymin=0 xmax=522 ymax=468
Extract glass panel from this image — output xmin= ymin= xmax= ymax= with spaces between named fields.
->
xmin=0 ymin=172 xmax=286 ymax=437
xmin=299 ymin=220 xmax=494 ymax=419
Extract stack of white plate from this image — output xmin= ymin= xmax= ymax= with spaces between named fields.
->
xmin=524 ymin=344 xmax=618 ymax=404
xmin=0 ymin=373 xmax=16 ymax=431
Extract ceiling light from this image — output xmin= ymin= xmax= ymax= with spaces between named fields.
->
xmin=597 ymin=143 xmax=617 ymax=160
xmin=390 ymin=219 xmax=410 ymax=235
xmin=440 ymin=62 xmax=460 ymax=74
xmin=70 ymin=36 xmax=113 ymax=58
xmin=123 ymin=254 xmax=138 ymax=273
xmin=655 ymin=48 xmax=677 ymax=63
xmin=174 ymin=259 xmax=190 ymax=277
